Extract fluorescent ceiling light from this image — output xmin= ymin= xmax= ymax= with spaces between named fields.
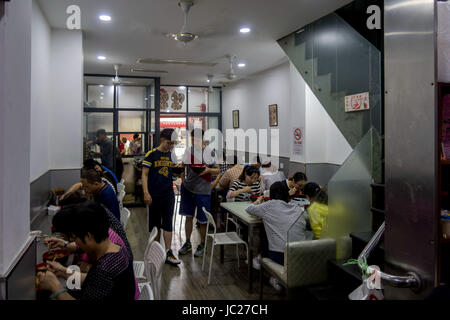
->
xmin=238 ymin=63 xmax=246 ymax=68
xmin=240 ymin=27 xmax=251 ymax=34
xmin=97 ymin=56 xmax=106 ymax=60
xmin=99 ymin=15 xmax=112 ymax=22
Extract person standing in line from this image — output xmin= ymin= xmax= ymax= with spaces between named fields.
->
xmin=91 ymin=129 xmax=114 ymax=171
xmin=178 ymin=129 xmax=220 ymax=258
xmin=142 ymin=129 xmax=181 ymax=266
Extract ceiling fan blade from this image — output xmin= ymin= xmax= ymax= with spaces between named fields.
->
xmin=137 ymin=58 xmax=217 ymax=67
xmin=131 ymin=68 xmax=168 ymax=74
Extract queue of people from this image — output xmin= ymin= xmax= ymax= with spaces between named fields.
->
xmin=37 ymin=127 xmax=328 ymax=300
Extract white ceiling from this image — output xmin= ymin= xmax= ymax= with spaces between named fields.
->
xmin=38 ymin=0 xmax=352 ymax=86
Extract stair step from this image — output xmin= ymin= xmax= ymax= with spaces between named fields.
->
xmin=329 ymin=259 xmax=362 ymax=280
xmin=327 ymin=259 xmax=362 ymax=298
xmin=350 ymin=232 xmax=384 ymax=266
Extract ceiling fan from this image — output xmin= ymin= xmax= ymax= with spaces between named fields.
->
xmin=168 ymin=1 xmax=198 ymax=45
xmin=112 ymin=64 xmax=138 ymax=85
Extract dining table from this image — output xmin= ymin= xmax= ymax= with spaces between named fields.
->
xmin=219 ymin=201 xmax=263 ymax=293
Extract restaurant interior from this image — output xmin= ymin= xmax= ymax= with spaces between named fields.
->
xmin=0 ymin=0 xmax=450 ymax=301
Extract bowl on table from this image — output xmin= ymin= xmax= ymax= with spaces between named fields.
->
xmin=42 ymin=248 xmax=70 ymax=265
xmin=190 ymin=164 xmax=206 ymax=175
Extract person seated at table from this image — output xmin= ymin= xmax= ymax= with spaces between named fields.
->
xmin=80 ymin=168 xmax=121 ymax=221
xmin=60 ymin=160 xmax=119 ymax=202
xmin=212 ymin=155 xmax=242 ymax=191
xmin=283 ymin=172 xmax=308 ymax=197
xmin=46 ymin=202 xmax=133 ymax=273
xmin=246 ymin=181 xmax=307 ymax=291
xmin=227 ymin=165 xmax=262 ymax=202
xmin=303 ymin=182 xmax=328 ymax=239
xmin=37 ymin=202 xmax=137 ymax=300
xmin=84 ymin=158 xmax=118 ymax=193
xmin=261 ymin=160 xmax=286 ymax=191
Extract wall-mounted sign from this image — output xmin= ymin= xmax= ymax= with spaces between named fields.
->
xmin=292 ymin=127 xmax=304 ymax=156
xmin=345 ymin=92 xmax=370 ymax=112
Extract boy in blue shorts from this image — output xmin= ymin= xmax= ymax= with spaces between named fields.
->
xmin=142 ymin=128 xmax=181 ymax=266
xmin=178 ymin=129 xmax=220 ymax=257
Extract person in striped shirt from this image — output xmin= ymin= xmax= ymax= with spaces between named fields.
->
xmin=227 ymin=165 xmax=262 ymax=202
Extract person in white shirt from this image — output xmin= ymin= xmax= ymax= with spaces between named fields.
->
xmin=260 ymin=160 xmax=286 ymax=191
xmin=246 ymin=181 xmax=308 ymax=291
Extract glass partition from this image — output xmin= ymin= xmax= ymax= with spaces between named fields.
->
xmin=86 ymin=85 xmax=114 ymax=108
xmin=118 ymin=86 xmax=147 ymax=109
xmin=321 ymin=128 xmax=381 ymax=259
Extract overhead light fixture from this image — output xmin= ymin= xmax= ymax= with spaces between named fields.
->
xmin=179 ymin=86 xmax=186 ymax=90
xmin=99 ymin=15 xmax=112 ymax=22
xmin=97 ymin=55 xmax=106 ymax=61
xmin=207 ymin=79 xmax=210 ymax=83
xmin=238 ymin=63 xmax=246 ymax=68
xmin=240 ymin=27 xmax=251 ymax=34
xmin=99 ymin=85 xmax=104 ymax=88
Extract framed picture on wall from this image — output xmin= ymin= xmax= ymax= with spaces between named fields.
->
xmin=232 ymin=110 xmax=240 ymax=128
xmin=269 ymin=104 xmax=278 ymax=127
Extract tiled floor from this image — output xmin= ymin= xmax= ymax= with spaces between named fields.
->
xmin=126 ymin=206 xmax=284 ymax=300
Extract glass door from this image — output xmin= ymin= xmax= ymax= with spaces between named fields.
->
xmin=84 ymin=75 xmax=158 ymax=206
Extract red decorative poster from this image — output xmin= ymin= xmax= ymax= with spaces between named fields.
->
xmin=345 ymin=92 xmax=370 ymax=112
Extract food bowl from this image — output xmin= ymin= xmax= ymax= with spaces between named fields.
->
xmin=190 ymin=164 xmax=206 ymax=175
xmin=36 ymin=262 xmax=48 ymax=273
xmin=172 ymin=165 xmax=185 ymax=175
xmin=42 ymin=248 xmax=70 ymax=265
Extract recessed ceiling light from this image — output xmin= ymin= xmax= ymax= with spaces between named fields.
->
xmin=238 ymin=63 xmax=246 ymax=68
xmin=99 ymin=15 xmax=112 ymax=22
xmin=240 ymin=27 xmax=251 ymax=34
xmin=97 ymin=56 xmax=106 ymax=61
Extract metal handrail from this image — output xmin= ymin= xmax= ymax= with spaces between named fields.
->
xmin=358 ymin=222 xmax=422 ymax=289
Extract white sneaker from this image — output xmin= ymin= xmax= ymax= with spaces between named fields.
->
xmin=252 ymin=256 xmax=261 ymax=270
xmin=269 ymin=277 xmax=282 ymax=292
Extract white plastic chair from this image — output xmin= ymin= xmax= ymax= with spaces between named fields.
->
xmin=145 ymin=241 xmax=166 ymax=300
xmin=118 ymin=190 xmax=126 ymax=203
xmin=117 ymin=183 xmax=125 ymax=194
xmin=138 ymin=282 xmax=154 ymax=300
xmin=202 ymin=207 xmax=249 ymax=285
xmin=120 ymin=207 xmax=131 ymax=229
xmin=133 ymin=226 xmax=158 ymax=281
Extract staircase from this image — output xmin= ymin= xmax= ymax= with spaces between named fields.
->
xmin=278 ymin=12 xmax=383 ymax=149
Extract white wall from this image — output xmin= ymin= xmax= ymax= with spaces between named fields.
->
xmin=0 ymin=0 xmax=33 ymax=275
xmin=222 ymin=60 xmax=353 ymax=165
xmin=223 ymin=62 xmax=292 ymax=158
xmin=30 ymin=1 xmax=51 ymax=182
xmin=49 ymin=30 xmax=84 ymax=170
